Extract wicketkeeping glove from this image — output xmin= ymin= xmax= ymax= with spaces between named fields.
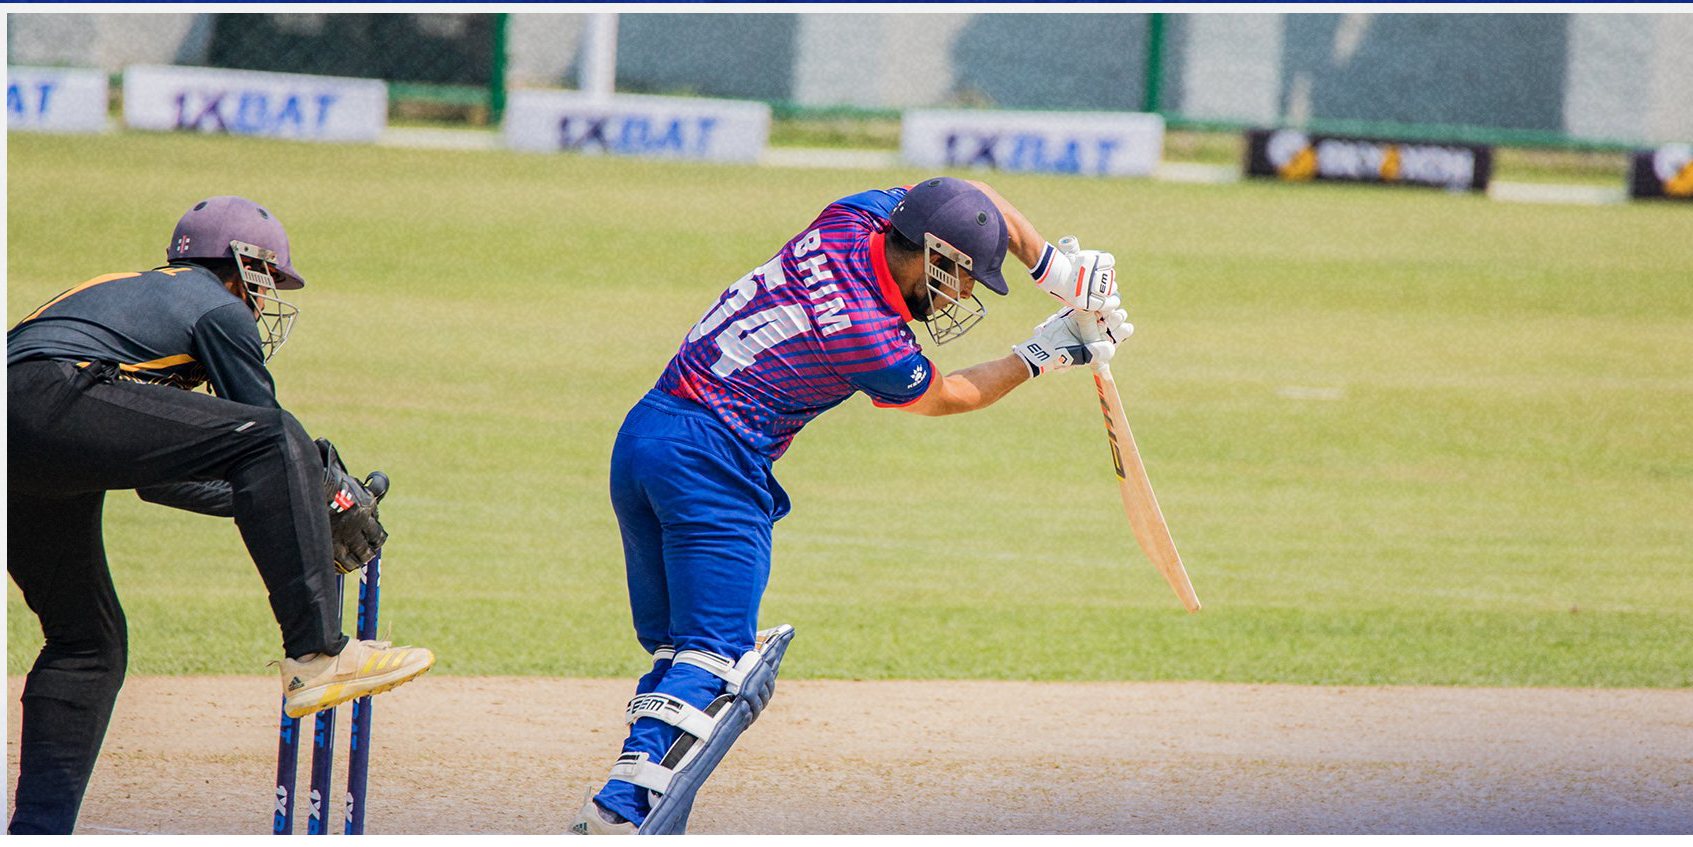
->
xmin=315 ymin=438 xmax=388 ymax=574
xmin=1011 ymin=298 xmax=1130 ymax=378
xmin=1031 ymin=236 xmax=1117 ymax=312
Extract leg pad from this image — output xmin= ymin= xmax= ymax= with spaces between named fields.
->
xmin=624 ymin=625 xmax=794 ymax=835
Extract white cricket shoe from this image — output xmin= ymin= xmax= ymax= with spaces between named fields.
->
xmin=568 ymin=788 xmax=637 ymax=835
xmin=281 ymin=638 xmax=434 ymax=718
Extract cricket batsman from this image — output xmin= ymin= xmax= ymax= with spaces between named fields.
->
xmin=571 ymin=177 xmax=1130 ymax=833
xmin=6 ymin=196 xmax=435 ymax=834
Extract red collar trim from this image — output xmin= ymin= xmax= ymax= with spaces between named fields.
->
xmin=869 ymin=231 xmax=913 ymax=323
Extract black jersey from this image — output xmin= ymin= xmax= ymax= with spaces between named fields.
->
xmin=8 ymin=263 xmax=278 ymax=407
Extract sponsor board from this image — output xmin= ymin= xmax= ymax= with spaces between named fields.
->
xmin=502 ymin=90 xmax=769 ymax=163
xmin=902 ymin=109 xmax=1164 ymax=178
xmin=7 ymin=66 xmax=109 ymax=133
xmin=1247 ymin=128 xmax=1492 ymax=192
xmin=1629 ymin=144 xmax=1693 ymax=201
xmin=123 ymin=64 xmax=387 ymax=142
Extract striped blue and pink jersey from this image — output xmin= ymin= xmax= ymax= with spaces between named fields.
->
xmin=655 ymin=187 xmax=933 ymax=460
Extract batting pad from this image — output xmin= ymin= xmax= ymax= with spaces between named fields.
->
xmin=632 ymin=624 xmax=795 ymax=835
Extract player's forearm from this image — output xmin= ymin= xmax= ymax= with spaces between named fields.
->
xmin=909 ymin=354 xmax=1031 ymax=416
xmin=965 ymin=180 xmax=1044 ymax=269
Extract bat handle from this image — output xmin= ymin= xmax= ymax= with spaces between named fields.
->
xmin=1068 ymin=297 xmax=1112 ymax=374
xmin=1056 ymin=235 xmax=1112 ymax=373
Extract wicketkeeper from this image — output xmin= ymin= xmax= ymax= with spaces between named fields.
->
xmin=570 ymin=177 xmax=1129 ymax=834
xmin=6 ymin=196 xmax=435 ymax=834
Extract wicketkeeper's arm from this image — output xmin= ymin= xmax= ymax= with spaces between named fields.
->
xmin=136 ymin=480 xmax=235 ymax=517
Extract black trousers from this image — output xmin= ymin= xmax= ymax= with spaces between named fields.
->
xmin=6 ymin=360 xmax=346 ymax=834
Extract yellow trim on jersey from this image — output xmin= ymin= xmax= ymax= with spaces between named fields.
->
xmin=19 ymin=272 xmax=142 ymax=323
xmin=73 ymin=354 xmax=200 ymax=373
xmin=118 ymin=354 xmax=198 ymax=372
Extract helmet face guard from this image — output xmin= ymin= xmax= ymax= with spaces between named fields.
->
xmin=231 ymin=240 xmax=297 ymax=361
xmin=919 ymin=232 xmax=986 ymax=345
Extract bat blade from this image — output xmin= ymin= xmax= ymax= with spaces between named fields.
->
xmin=1092 ymin=365 xmax=1201 ymax=613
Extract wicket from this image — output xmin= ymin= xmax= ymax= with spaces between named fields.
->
xmin=272 ymin=550 xmax=383 ymax=835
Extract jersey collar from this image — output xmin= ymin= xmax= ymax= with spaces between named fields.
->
xmin=869 ymin=231 xmax=914 ymax=323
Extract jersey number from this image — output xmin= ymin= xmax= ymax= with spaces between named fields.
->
xmin=687 ymin=256 xmax=812 ymax=377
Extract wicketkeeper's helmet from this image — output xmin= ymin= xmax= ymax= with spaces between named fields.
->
xmin=168 ymin=196 xmax=302 ymax=360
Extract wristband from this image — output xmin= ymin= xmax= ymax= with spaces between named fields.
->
xmin=1031 ymin=242 xmax=1058 ymax=284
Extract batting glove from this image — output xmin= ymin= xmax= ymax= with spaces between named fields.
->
xmin=1084 ymin=294 xmax=1134 ymax=346
xmin=1031 ymin=236 xmax=1117 ymax=312
xmin=1012 ymin=306 xmax=1124 ymax=378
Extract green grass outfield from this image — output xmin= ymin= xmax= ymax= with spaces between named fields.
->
xmin=8 ymin=132 xmax=1691 ymax=687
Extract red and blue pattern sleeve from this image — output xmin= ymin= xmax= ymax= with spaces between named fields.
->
xmin=847 ymin=349 xmax=933 ymax=407
xmin=830 ymin=186 xmax=909 ymax=221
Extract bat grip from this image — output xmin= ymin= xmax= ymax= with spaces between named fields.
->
xmin=1070 ymin=303 xmax=1111 ymax=373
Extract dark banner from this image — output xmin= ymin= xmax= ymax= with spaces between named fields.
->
xmin=1246 ymin=128 xmax=1492 ymax=192
xmin=1629 ymin=145 xmax=1693 ymax=201
xmin=205 ymin=14 xmax=495 ymax=85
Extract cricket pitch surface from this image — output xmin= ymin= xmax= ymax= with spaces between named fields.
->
xmin=8 ymin=677 xmax=1690 ymax=834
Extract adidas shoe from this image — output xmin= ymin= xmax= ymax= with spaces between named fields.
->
xmin=568 ymin=788 xmax=637 ymax=835
xmin=281 ymin=639 xmax=434 ymax=718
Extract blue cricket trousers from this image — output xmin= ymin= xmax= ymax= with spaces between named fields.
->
xmin=596 ymin=389 xmax=789 ymax=824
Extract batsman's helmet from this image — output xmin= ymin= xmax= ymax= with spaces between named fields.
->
xmin=168 ymin=196 xmax=303 ymax=361
xmin=889 ymin=177 xmax=1009 ymax=296
xmin=888 ymin=177 xmax=1010 ymax=344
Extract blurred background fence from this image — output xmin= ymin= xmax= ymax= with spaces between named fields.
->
xmin=7 ymin=11 xmax=1691 ymax=149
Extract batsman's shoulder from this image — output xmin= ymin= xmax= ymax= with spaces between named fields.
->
xmin=829 ymin=186 xmax=908 ymax=220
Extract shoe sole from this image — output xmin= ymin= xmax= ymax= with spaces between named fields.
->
xmin=284 ymin=655 xmax=436 ymax=718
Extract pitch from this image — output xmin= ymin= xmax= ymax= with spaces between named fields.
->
xmin=7 ymin=676 xmax=1690 ymax=834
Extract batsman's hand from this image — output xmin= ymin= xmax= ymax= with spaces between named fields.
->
xmin=316 ymin=438 xmax=388 ymax=574
xmin=1012 ymin=301 xmax=1127 ymax=378
xmin=1080 ymin=293 xmax=1134 ymax=346
xmin=1031 ymin=236 xmax=1117 ymax=312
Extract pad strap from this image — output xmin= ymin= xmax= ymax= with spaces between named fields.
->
xmin=673 ymin=649 xmax=754 ymax=694
xmin=625 ymin=692 xmax=719 ymax=740
xmin=673 ymin=646 xmax=768 ymax=695
xmin=608 ymin=751 xmax=671 ymax=795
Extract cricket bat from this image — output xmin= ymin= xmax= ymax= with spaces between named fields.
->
xmin=1091 ymin=363 xmax=1201 ymax=613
